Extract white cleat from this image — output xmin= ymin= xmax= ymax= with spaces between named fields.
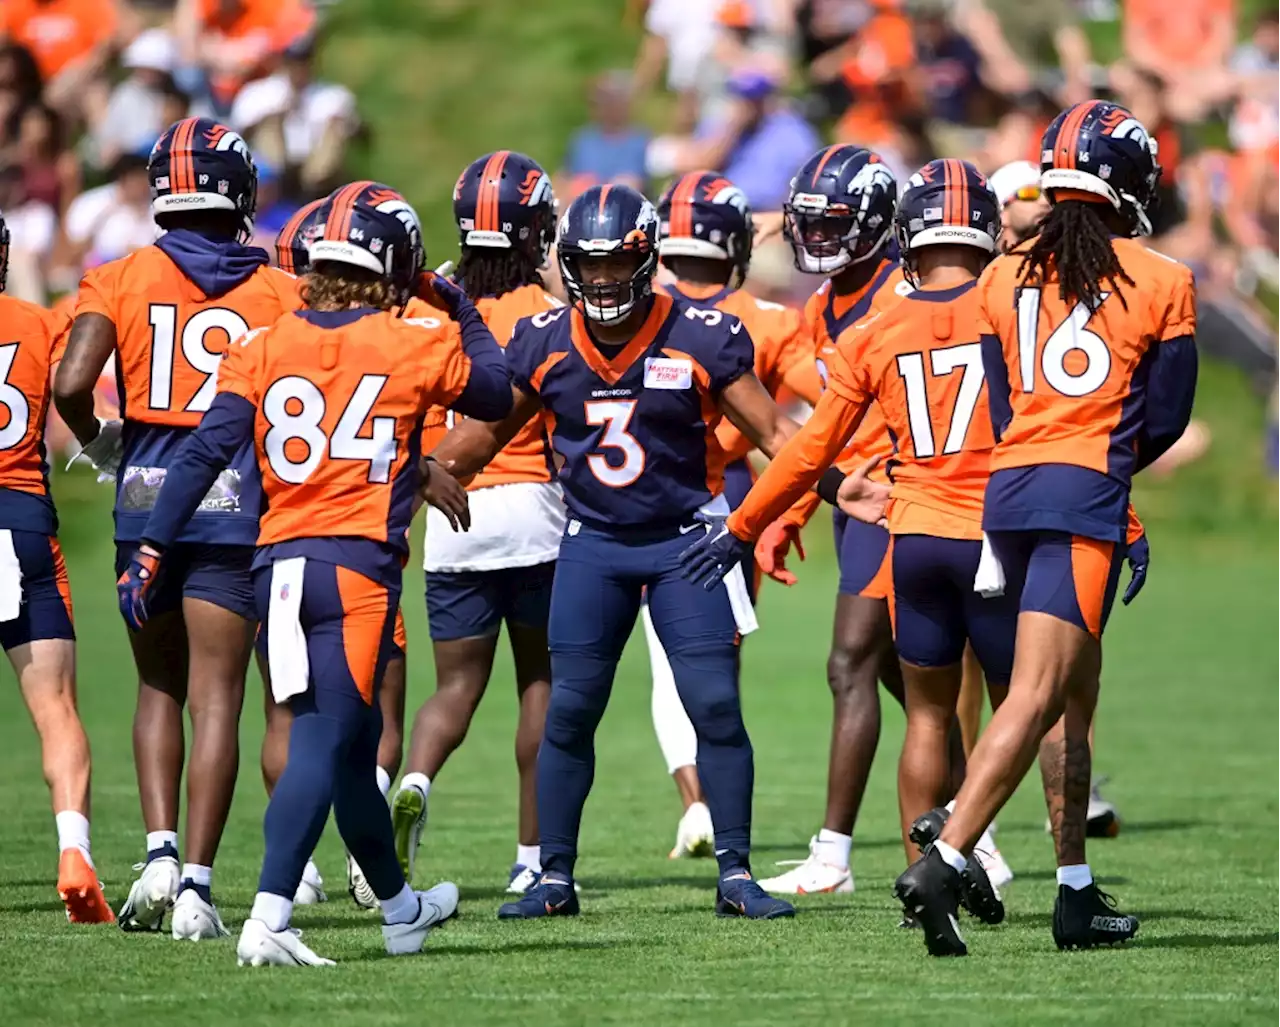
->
xmin=347 ymin=852 xmax=378 ymax=910
xmin=759 ymin=837 xmax=854 ymax=895
xmin=1087 ymin=777 xmax=1122 ymax=837
xmin=294 ymin=860 xmax=327 ymax=905
xmin=973 ymin=826 xmax=1014 ymax=891
xmin=118 ymin=856 xmax=179 ymax=932
xmin=171 ymin=888 xmax=231 ymax=941
xmin=237 ymin=918 xmax=335 ymax=967
xmin=668 ymin=801 xmax=715 ymax=859
xmin=382 ymin=882 xmax=459 ymax=956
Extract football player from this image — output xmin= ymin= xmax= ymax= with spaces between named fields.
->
xmin=743 ymin=145 xmax=929 ymax=897
xmin=0 ymin=213 xmax=114 ymax=923
xmin=680 ymin=160 xmax=1013 ymax=938
xmin=391 ymin=151 xmax=564 ymax=895
xmin=54 ymin=118 xmax=301 ymax=939
xmin=264 ymin=196 xmax=411 ymax=908
xmin=116 ymin=181 xmax=510 ymax=966
xmin=647 ymin=170 xmax=822 ymax=860
xmin=432 ymin=184 xmax=847 ymax=920
xmin=896 ymin=100 xmax=1193 ymax=955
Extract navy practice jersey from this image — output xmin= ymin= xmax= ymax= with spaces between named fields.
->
xmin=505 ymin=293 xmax=754 ymax=529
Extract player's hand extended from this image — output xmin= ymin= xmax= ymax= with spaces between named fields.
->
xmin=1122 ymin=533 xmax=1149 ymax=605
xmin=836 ymin=456 xmax=890 ymax=526
xmin=67 ymin=417 xmax=123 ymax=483
xmin=420 ymin=457 xmax=471 ymax=532
xmin=117 ymin=544 xmax=162 ymax=632
xmin=755 ymin=519 xmax=805 ymax=586
xmin=679 ymin=513 xmax=752 ymax=590
xmin=420 ymin=269 xmax=471 ymax=316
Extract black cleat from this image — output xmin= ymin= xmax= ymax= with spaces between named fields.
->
xmin=1052 ymin=883 xmax=1139 ymax=950
xmin=908 ymin=807 xmax=1005 ymax=925
xmin=894 ymin=847 xmax=967 ymax=957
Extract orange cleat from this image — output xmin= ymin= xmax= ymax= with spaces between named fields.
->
xmin=57 ymin=849 xmax=115 ymax=924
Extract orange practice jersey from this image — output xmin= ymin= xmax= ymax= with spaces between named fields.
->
xmin=727 ymin=280 xmax=995 ymax=542
xmin=421 ymin=283 xmax=561 ymax=489
xmin=77 ymin=246 xmax=300 ymax=428
xmin=0 ymin=296 xmax=70 ymax=531
xmin=663 ymin=282 xmax=822 ymax=465
xmin=976 ymin=237 xmax=1196 ymax=484
xmin=216 ymin=309 xmax=474 ymax=548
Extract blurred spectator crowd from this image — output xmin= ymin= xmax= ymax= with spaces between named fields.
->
xmin=560 ymin=0 xmax=1277 ymax=468
xmin=0 ymin=0 xmax=359 ymax=306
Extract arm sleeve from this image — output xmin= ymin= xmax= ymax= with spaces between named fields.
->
xmin=980 ymin=333 xmax=1012 ymax=442
xmin=432 ymin=307 xmax=512 ymax=421
xmin=140 ymin=393 xmax=256 ymax=549
xmin=1135 ymin=334 xmax=1197 ymax=473
xmin=726 ymin=385 xmax=870 ymax=541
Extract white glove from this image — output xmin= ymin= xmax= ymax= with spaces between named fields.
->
xmin=434 ymin=260 xmax=455 ymax=278
xmin=67 ymin=418 xmax=124 ymax=483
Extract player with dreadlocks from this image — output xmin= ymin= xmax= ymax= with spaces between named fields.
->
xmin=391 ymin=151 xmax=567 ymax=895
xmin=895 ymin=101 xmax=1197 ymax=957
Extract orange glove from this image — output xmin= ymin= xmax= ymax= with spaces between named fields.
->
xmin=755 ymin=519 xmax=805 ymax=586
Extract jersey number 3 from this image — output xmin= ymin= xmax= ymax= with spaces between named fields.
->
xmin=585 ymin=399 xmax=644 ymax=487
xmin=263 ymin=375 xmax=397 ymax=484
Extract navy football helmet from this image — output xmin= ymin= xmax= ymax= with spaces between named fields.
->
xmin=149 ymin=117 xmax=258 ymax=241
xmin=274 ymin=198 xmax=325 ymax=276
xmin=308 ymin=181 xmax=425 ymax=306
xmin=894 ymin=159 xmax=999 ymax=284
xmin=657 ymin=170 xmax=754 ymax=289
xmin=453 ymin=150 xmax=557 ymax=265
xmin=556 ymin=184 xmax=660 ymax=323
xmin=1039 ymin=100 xmax=1161 ymax=237
xmin=0 ymin=208 xmax=9 ymax=293
xmin=783 ymin=145 xmax=897 ymax=274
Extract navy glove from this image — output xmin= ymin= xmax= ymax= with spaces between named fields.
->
xmin=679 ymin=513 xmax=753 ymax=591
xmin=117 ymin=545 xmax=162 ymax=632
xmin=420 ymin=269 xmax=471 ymax=317
xmin=1122 ymin=533 xmax=1149 ymax=605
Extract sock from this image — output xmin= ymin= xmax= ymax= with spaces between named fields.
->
xmin=55 ymin=810 xmax=92 ymax=865
xmin=1057 ymin=863 xmax=1093 ymax=890
xmin=400 ymin=771 xmax=430 ymax=798
xmin=145 ymin=830 xmax=179 ymax=862
xmin=375 ymin=766 xmax=392 ymax=800
xmin=516 ymin=844 xmax=541 ymax=873
xmin=180 ymin=863 xmax=213 ymax=903
xmin=250 ymin=891 xmax=293 ymax=932
xmin=813 ymin=828 xmax=852 ymax=870
xmin=933 ymin=839 xmax=967 ymax=874
xmin=380 ymin=882 xmax=420 ymax=925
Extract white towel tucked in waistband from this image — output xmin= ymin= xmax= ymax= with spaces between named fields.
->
xmin=267 ymin=557 xmax=309 ymax=703
xmin=973 ymin=532 xmax=1006 ymax=599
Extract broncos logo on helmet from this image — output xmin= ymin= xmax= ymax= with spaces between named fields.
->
xmin=1040 ymin=100 xmax=1162 ymax=237
xmin=308 ymin=181 xmax=425 ymax=307
xmin=453 ymin=150 xmax=557 ymax=266
xmin=894 ymin=158 xmax=999 ymax=285
xmin=149 ymin=116 xmax=258 ymax=241
xmin=656 ymin=170 xmax=754 ymax=289
xmin=783 ymin=145 xmax=898 ymax=274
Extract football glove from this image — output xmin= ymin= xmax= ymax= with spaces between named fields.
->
xmin=67 ymin=418 xmax=123 ymax=482
xmin=1122 ymin=533 xmax=1149 ymax=606
xmin=117 ymin=545 xmax=162 ymax=632
xmin=679 ymin=513 xmax=752 ymax=590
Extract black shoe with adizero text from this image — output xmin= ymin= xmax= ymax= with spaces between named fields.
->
xmin=908 ymin=808 xmax=1005 ymax=926
xmin=894 ymin=847 xmax=967 ymax=957
xmin=1052 ymin=884 xmax=1139 ymax=950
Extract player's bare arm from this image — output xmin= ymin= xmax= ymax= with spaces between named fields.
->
xmin=426 ymin=385 xmax=541 ymax=482
xmin=53 ymin=313 xmax=116 ymax=445
xmin=717 ymin=372 xmax=800 ymax=460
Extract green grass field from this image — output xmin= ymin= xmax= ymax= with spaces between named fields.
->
xmin=0 ymin=445 xmax=1276 ymax=1025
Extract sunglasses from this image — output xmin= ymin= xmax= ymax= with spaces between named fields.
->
xmin=1007 ymin=185 xmax=1042 ymax=203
